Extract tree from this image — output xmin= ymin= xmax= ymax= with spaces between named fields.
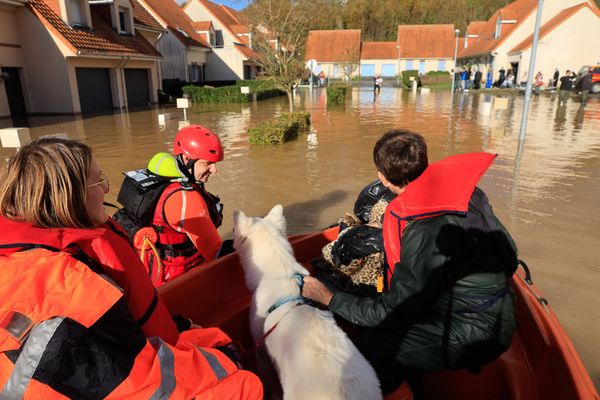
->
xmin=243 ymin=0 xmax=338 ymax=112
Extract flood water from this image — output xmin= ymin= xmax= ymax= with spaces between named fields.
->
xmin=1 ymin=86 xmax=599 ymax=388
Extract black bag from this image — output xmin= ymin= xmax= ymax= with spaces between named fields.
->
xmin=331 ymin=225 xmax=384 ymax=267
xmin=112 ymin=169 xmax=172 ymax=239
xmin=353 ymin=180 xmax=395 ymax=224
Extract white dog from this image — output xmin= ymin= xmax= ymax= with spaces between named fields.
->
xmin=233 ymin=204 xmax=382 ymax=400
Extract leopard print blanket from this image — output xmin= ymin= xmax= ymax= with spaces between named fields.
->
xmin=316 ymin=198 xmax=388 ymax=296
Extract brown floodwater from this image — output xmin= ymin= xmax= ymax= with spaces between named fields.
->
xmin=1 ymin=87 xmax=599 ymax=388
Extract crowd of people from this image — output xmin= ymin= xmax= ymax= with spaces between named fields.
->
xmin=0 ymin=124 xmax=522 ymax=397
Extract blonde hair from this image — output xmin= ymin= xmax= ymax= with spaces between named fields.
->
xmin=0 ymin=137 xmax=95 ymax=228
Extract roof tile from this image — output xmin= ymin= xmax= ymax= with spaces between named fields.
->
xmin=28 ymin=0 xmax=161 ymax=58
xmin=360 ymin=42 xmax=398 ymax=59
xmin=397 ymin=24 xmax=455 ymax=59
xmin=305 ymin=30 xmax=361 ymax=62
xmin=131 ymin=0 xmax=163 ymax=31
xmin=142 ymin=0 xmax=209 ymax=48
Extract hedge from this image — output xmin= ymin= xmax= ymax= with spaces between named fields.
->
xmin=401 ymin=70 xmax=421 ymax=88
xmin=182 ymin=84 xmax=285 ymax=103
xmin=327 ymin=86 xmax=347 ymax=104
xmin=248 ymin=112 xmax=311 ymax=145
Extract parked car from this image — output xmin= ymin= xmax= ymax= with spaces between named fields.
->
xmin=575 ymin=65 xmax=600 ymax=93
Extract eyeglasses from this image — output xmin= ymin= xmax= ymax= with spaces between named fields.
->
xmin=87 ymin=172 xmax=109 ymax=191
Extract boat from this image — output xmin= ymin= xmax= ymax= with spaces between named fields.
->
xmin=158 ymin=227 xmax=599 ymax=400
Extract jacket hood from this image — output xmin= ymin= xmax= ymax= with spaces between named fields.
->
xmin=389 ymin=152 xmax=496 ymax=220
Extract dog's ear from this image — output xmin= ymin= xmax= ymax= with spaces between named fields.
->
xmin=265 ymin=204 xmax=286 ymax=233
xmin=233 ymin=210 xmax=252 ymax=234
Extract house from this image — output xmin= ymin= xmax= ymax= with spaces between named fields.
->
xmin=396 ymin=24 xmax=456 ymax=75
xmin=183 ymin=0 xmax=257 ymax=81
xmin=360 ymin=42 xmax=398 ymax=77
xmin=304 ymin=29 xmax=361 ymax=79
xmin=458 ymin=0 xmax=600 ymax=84
xmin=1 ymin=0 xmax=163 ymax=117
xmin=508 ymin=2 xmax=600 ymax=86
xmin=135 ymin=0 xmax=210 ymax=85
xmin=1 ymin=0 xmax=28 ymax=119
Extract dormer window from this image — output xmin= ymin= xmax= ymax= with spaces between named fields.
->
xmin=67 ymin=0 xmax=88 ymax=27
xmin=210 ymin=31 xmax=216 ymax=46
xmin=118 ymin=6 xmax=132 ymax=34
xmin=214 ymin=30 xmax=224 ymax=47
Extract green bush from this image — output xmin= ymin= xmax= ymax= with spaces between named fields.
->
xmin=183 ymin=85 xmax=249 ymax=103
xmin=425 ymin=71 xmax=451 ymax=76
xmin=401 ymin=70 xmax=421 ymax=88
xmin=183 ymin=83 xmax=285 ymax=103
xmin=327 ymin=86 xmax=347 ymax=104
xmin=248 ymin=112 xmax=311 ymax=145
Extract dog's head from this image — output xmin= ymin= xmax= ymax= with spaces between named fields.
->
xmin=233 ymin=204 xmax=294 ymax=290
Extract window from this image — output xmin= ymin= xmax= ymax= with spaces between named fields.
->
xmin=68 ymin=0 xmax=86 ymax=27
xmin=189 ymin=63 xmax=204 ymax=82
xmin=214 ymin=30 xmax=224 ymax=47
xmin=210 ymin=31 xmax=216 ymax=46
xmin=438 ymin=60 xmax=446 ymax=71
xmin=118 ymin=7 xmax=132 ymax=34
xmin=405 ymin=60 xmax=413 ymax=70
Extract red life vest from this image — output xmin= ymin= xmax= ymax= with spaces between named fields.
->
xmin=0 ymin=245 xmax=263 ymax=399
xmin=0 ymin=216 xmax=181 ymax=345
xmin=382 ymin=152 xmax=496 ymax=288
xmin=147 ymin=182 xmax=222 ymax=286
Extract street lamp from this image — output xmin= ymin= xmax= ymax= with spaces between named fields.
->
xmin=450 ymin=28 xmax=460 ymax=107
xmin=396 ymin=45 xmax=401 ymax=87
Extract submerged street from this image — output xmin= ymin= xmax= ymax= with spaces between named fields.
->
xmin=2 ymin=86 xmax=599 ymax=388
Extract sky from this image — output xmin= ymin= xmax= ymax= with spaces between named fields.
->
xmin=175 ymin=0 xmax=249 ymax=9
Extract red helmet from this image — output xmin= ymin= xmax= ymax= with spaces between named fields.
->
xmin=173 ymin=125 xmax=224 ymax=162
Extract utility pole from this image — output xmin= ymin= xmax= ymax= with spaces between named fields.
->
xmin=519 ymin=0 xmax=544 ymax=141
xmin=450 ymin=29 xmax=460 ymax=108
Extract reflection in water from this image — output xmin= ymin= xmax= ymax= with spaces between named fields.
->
xmin=1 ymin=88 xmax=600 ymax=388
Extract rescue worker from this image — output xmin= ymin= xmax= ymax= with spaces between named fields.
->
xmin=0 ymin=137 xmax=263 ymax=398
xmin=303 ymin=129 xmax=518 ymax=396
xmin=118 ymin=125 xmax=231 ymax=286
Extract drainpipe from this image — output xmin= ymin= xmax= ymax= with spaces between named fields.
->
xmin=115 ymin=56 xmax=130 ymax=109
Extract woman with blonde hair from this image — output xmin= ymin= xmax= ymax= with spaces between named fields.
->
xmin=0 ymin=137 xmax=262 ymax=399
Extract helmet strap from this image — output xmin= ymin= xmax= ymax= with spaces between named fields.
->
xmin=176 ymin=154 xmax=197 ymax=184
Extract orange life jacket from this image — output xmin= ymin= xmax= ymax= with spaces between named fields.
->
xmin=145 ymin=182 xmax=222 ymax=286
xmin=0 ymin=216 xmax=180 ymax=345
xmin=0 ymin=245 xmax=263 ymax=399
xmin=383 ymin=152 xmax=496 ymax=288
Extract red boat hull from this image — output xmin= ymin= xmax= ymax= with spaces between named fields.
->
xmin=158 ymin=228 xmax=598 ymax=399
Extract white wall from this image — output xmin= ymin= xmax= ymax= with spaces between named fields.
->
xmin=185 ymin=0 xmax=246 ymax=80
xmin=17 ymin=6 xmax=75 ymax=114
xmin=157 ymin=31 xmax=187 ymax=81
xmin=516 ymin=8 xmax=600 ymax=86
xmin=0 ymin=3 xmax=25 ymax=117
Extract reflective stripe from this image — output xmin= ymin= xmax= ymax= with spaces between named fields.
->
xmin=0 ymin=317 xmax=64 ymax=400
xmin=178 ymin=191 xmax=187 ymax=232
xmin=149 ymin=337 xmax=176 ymax=400
xmin=195 ymin=346 xmax=228 ymax=381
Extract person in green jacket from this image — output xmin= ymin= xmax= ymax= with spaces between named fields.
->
xmin=303 ymin=129 xmax=518 ymax=396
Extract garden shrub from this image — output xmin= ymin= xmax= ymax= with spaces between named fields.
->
xmin=327 ymin=86 xmax=347 ymax=104
xmin=183 ymin=83 xmax=285 ymax=103
xmin=401 ymin=70 xmax=421 ymax=88
xmin=248 ymin=112 xmax=311 ymax=145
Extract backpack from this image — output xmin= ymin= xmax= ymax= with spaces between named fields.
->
xmin=112 ymin=169 xmax=174 ymax=240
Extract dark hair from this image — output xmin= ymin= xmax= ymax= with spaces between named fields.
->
xmin=373 ymin=129 xmax=428 ymax=187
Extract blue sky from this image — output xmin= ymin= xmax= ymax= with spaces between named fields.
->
xmin=175 ymin=0 xmax=250 ymax=9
